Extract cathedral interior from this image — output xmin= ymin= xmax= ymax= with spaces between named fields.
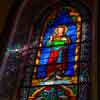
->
xmin=0 ymin=0 xmax=98 ymax=100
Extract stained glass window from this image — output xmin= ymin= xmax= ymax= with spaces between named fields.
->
xmin=17 ymin=4 xmax=90 ymax=99
xmin=32 ymin=7 xmax=81 ymax=86
xmin=3 ymin=0 xmax=91 ymax=100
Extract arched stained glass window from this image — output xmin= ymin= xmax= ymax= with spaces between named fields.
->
xmin=19 ymin=3 xmax=90 ymax=100
xmin=1 ymin=0 xmax=91 ymax=100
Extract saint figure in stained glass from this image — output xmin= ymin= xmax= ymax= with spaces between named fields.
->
xmin=46 ymin=25 xmax=71 ymax=79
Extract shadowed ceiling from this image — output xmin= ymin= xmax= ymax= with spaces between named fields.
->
xmin=0 ymin=0 xmax=96 ymax=32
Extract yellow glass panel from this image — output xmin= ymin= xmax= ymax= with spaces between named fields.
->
xmin=77 ymin=26 xmax=81 ymax=32
xmin=40 ymin=36 xmax=43 ymax=40
xmin=75 ymin=47 xmax=79 ymax=54
xmin=77 ymin=32 xmax=81 ymax=39
xmin=77 ymin=32 xmax=80 ymax=36
xmin=34 ymin=67 xmax=37 ymax=72
xmin=75 ymin=56 xmax=79 ymax=61
xmin=39 ymin=43 xmax=42 ymax=47
xmin=37 ymin=51 xmax=40 ymax=57
xmin=76 ymin=39 xmax=80 ymax=43
xmin=74 ymin=64 xmax=78 ymax=70
xmin=70 ymin=12 xmax=79 ymax=16
xmin=35 ymin=59 xmax=39 ymax=65
xmin=77 ymin=16 xmax=81 ymax=22
xmin=28 ymin=97 xmax=34 ymax=100
xmin=71 ymin=76 xmax=78 ymax=83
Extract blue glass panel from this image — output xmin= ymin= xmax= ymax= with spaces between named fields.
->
xmin=69 ymin=44 xmax=76 ymax=49
xmin=37 ymin=71 xmax=46 ymax=78
xmin=39 ymin=48 xmax=50 ymax=64
xmin=71 ymin=36 xmax=77 ymax=42
xmin=65 ymin=25 xmax=77 ymax=36
xmin=39 ymin=59 xmax=48 ymax=65
xmin=68 ymin=56 xmax=75 ymax=62
xmin=57 ymin=50 xmax=63 ymax=63
xmin=38 ymin=66 xmax=46 ymax=72
xmin=68 ymin=50 xmax=75 ymax=56
xmin=64 ymin=62 xmax=74 ymax=76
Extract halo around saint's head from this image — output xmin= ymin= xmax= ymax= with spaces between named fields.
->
xmin=54 ymin=25 xmax=68 ymax=33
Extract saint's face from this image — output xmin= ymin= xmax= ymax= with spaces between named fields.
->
xmin=56 ymin=27 xmax=65 ymax=36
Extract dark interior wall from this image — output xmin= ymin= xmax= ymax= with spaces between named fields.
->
xmin=0 ymin=0 xmax=14 ymax=32
xmin=0 ymin=0 xmax=96 ymax=32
